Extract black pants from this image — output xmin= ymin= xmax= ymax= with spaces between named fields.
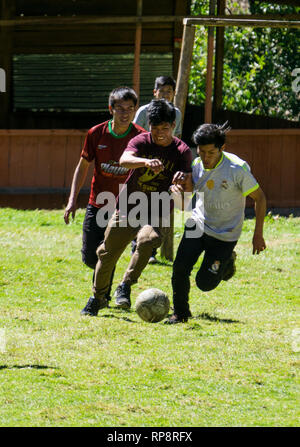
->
xmin=172 ymin=222 xmax=237 ymax=317
xmin=82 ymin=204 xmax=115 ymax=298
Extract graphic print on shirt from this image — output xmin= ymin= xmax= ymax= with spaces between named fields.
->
xmin=100 ymin=160 xmax=129 ymax=178
xmin=206 ymin=179 xmax=215 ymax=190
xmin=137 ymin=168 xmax=161 ymax=185
xmin=221 ymin=180 xmax=229 ymax=190
xmin=136 ymin=156 xmax=175 ymax=192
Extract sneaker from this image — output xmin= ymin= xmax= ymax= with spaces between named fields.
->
xmin=164 ymin=313 xmax=190 ymax=324
xmin=115 ymin=283 xmax=131 ymax=309
xmin=148 ymin=256 xmax=158 ymax=264
xmin=222 ymin=251 xmax=237 ymax=281
xmin=80 ymin=296 xmax=107 ymax=316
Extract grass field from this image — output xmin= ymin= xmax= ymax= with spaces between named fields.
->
xmin=0 ymin=208 xmax=299 ymax=427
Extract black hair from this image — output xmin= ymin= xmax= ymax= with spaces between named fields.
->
xmin=147 ymin=99 xmax=176 ymax=126
xmin=154 ymin=76 xmax=176 ymax=91
xmin=192 ymin=122 xmax=231 ymax=149
xmin=109 ymin=86 xmax=138 ymax=108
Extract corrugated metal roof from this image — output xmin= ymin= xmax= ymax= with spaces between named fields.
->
xmin=13 ymin=53 xmax=173 ymax=112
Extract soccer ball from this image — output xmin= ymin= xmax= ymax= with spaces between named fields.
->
xmin=135 ymin=288 xmax=170 ymax=323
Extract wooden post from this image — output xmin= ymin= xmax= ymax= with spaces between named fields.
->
xmin=133 ymin=0 xmax=143 ymax=99
xmin=166 ymin=23 xmax=195 ymax=263
xmin=173 ymin=0 xmax=187 ymax=78
xmin=0 ymin=0 xmax=15 ymax=128
xmin=174 ymin=23 xmax=195 ymax=126
xmin=214 ymin=0 xmax=226 ymax=113
xmin=171 ymin=21 xmax=195 ymax=263
xmin=204 ymin=0 xmax=217 ymax=123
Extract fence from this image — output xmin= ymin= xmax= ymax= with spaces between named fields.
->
xmin=0 ymin=128 xmax=299 ymax=209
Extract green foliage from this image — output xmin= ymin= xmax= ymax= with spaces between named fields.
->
xmin=189 ymin=0 xmax=300 ymax=121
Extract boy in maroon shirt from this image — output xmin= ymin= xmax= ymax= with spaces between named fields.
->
xmin=64 ymin=87 xmax=145 ymax=301
xmin=81 ymin=99 xmax=193 ymax=316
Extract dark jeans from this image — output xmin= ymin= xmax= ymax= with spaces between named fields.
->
xmin=82 ymin=204 xmax=106 ymax=269
xmin=172 ymin=222 xmax=237 ymax=317
xmin=82 ymin=204 xmax=115 ymax=298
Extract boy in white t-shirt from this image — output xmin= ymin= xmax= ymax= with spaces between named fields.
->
xmin=134 ymin=75 xmax=182 ymax=138
xmin=166 ymin=122 xmax=267 ymax=324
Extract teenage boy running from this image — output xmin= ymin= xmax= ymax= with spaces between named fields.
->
xmin=81 ymin=99 xmax=192 ymax=316
xmin=166 ymin=122 xmax=267 ymax=324
xmin=133 ymin=75 xmax=182 ymax=263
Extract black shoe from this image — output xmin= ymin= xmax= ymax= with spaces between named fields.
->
xmin=222 ymin=251 xmax=237 ymax=281
xmin=80 ymin=296 xmax=107 ymax=316
xmin=164 ymin=313 xmax=190 ymax=324
xmin=115 ymin=283 xmax=131 ymax=309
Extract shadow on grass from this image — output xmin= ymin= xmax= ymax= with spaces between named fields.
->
xmin=101 ymin=311 xmax=137 ymax=323
xmin=195 ymin=312 xmax=242 ymax=324
xmin=0 ymin=364 xmax=58 ymax=370
xmin=149 ymin=260 xmax=173 ymax=267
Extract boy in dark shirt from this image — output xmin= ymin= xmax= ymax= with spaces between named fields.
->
xmin=81 ymin=99 xmax=193 ymax=316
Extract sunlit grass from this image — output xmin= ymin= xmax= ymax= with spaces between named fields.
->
xmin=0 ymin=208 xmax=299 ymax=427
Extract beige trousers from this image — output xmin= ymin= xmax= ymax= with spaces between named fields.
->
xmin=92 ymin=211 xmax=166 ymax=300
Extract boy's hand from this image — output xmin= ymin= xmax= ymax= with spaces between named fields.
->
xmin=169 ymin=184 xmax=184 ymax=195
xmin=172 ymin=171 xmax=187 ymax=185
xmin=64 ymin=201 xmax=76 ymax=224
xmin=145 ymin=159 xmax=164 ymax=173
xmin=252 ymin=233 xmax=266 ymax=254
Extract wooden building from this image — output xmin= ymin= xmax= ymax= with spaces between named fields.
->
xmin=0 ymin=0 xmax=190 ymax=129
xmin=0 ymin=0 xmax=299 ymax=213
xmin=0 ymin=0 xmax=190 ymax=208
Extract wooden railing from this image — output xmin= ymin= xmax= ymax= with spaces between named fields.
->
xmin=226 ymin=129 xmax=300 ymax=208
xmin=0 ymin=128 xmax=299 ymax=209
xmin=0 ymin=129 xmax=91 ymax=208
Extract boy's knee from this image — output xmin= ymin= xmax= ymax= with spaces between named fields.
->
xmin=195 ymin=272 xmax=219 ymax=292
xmin=96 ymin=242 xmax=106 ymax=258
xmin=136 ymin=225 xmax=162 ymax=249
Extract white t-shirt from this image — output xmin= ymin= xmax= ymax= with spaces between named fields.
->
xmin=191 ymin=151 xmax=259 ymax=242
xmin=133 ymin=103 xmax=182 ymax=137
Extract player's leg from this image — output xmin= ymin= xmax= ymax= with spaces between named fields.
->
xmin=116 ymin=225 xmax=162 ymax=309
xmin=127 ymin=224 xmax=162 ymax=279
xmin=131 ymin=239 xmax=137 ymax=255
xmin=81 ymin=204 xmax=104 ymax=269
xmin=81 ymin=211 xmax=137 ymax=316
xmin=167 ymin=221 xmax=205 ymax=323
xmin=81 ymin=204 xmax=115 ymax=300
xmin=148 ymin=247 xmax=158 ymax=264
xmin=222 ymin=250 xmax=237 ymax=281
xmin=195 ymin=235 xmax=237 ymax=292
xmin=131 ymin=238 xmax=157 ymax=264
